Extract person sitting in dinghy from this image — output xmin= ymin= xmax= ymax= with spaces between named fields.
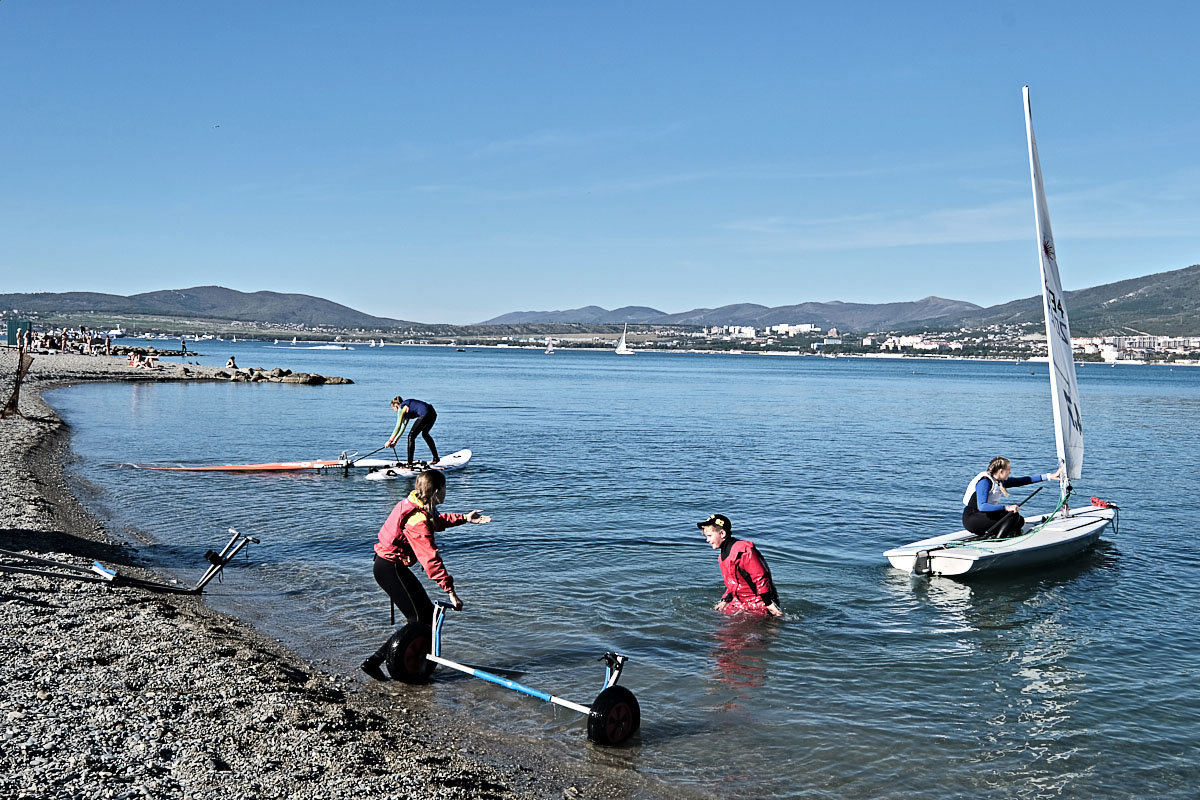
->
xmin=361 ymin=469 xmax=491 ymax=680
xmin=385 ymin=395 xmax=439 ymax=467
xmin=697 ymin=514 xmax=782 ymax=617
xmin=963 ymin=457 xmax=1065 ymax=539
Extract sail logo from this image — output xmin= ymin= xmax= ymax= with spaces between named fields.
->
xmin=1042 ymin=237 xmax=1056 ymax=264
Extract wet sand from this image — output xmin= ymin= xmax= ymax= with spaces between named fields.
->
xmin=1 ymin=352 xmax=697 ymax=800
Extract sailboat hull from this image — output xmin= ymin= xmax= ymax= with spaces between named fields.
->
xmin=883 ymin=506 xmax=1114 ymax=577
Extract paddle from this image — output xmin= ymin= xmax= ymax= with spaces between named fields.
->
xmin=982 ymin=486 xmax=1044 ymax=539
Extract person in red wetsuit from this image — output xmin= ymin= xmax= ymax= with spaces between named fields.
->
xmin=361 ymin=469 xmax=491 ymax=679
xmin=697 ymin=514 xmax=783 ymax=617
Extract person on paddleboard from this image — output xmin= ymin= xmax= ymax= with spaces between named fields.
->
xmin=386 ymin=395 xmax=439 ymax=467
xmin=698 ymin=514 xmax=782 ymax=617
xmin=963 ymin=457 xmax=1065 ymax=539
xmin=361 ymin=469 xmax=491 ymax=680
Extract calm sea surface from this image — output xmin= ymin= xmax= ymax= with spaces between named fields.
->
xmin=47 ymin=342 xmax=1200 ymax=799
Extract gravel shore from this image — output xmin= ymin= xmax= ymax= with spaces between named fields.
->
xmin=1 ymin=353 xmax=691 ymax=800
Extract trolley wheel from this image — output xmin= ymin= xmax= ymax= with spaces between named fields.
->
xmin=384 ymin=623 xmax=436 ymax=684
xmin=587 ymin=685 xmax=640 ymax=746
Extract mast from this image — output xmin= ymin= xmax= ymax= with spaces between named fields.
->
xmin=1023 ymin=86 xmax=1084 ymax=494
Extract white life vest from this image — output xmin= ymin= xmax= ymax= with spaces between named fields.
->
xmin=963 ymin=472 xmax=1007 ymax=507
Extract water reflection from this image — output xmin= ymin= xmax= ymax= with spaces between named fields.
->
xmin=889 ymin=552 xmax=1120 ymax=798
xmin=708 ymin=614 xmax=781 ymax=691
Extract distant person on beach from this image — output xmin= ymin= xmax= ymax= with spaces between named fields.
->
xmin=361 ymin=469 xmax=491 ymax=680
xmin=698 ymin=514 xmax=782 ymax=617
xmin=14 ymin=327 xmax=25 ymax=352
xmin=226 ymin=356 xmax=237 ymax=369
xmin=963 ymin=457 xmax=1065 ymax=539
xmin=386 ymin=395 xmax=439 ymax=466
xmin=180 ymin=339 xmax=187 ymax=354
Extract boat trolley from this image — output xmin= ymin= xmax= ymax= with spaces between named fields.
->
xmin=383 ymin=601 xmax=641 ymax=746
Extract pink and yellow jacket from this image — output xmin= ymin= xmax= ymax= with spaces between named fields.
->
xmin=374 ymin=492 xmax=466 ymax=592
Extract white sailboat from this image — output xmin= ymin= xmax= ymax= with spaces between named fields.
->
xmin=614 ymin=324 xmax=634 ymax=355
xmin=545 ymin=337 xmax=555 ymax=354
xmin=884 ymin=87 xmax=1117 ymax=578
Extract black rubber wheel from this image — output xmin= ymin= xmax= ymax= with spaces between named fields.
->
xmin=384 ymin=623 xmax=436 ymax=684
xmin=587 ymin=685 xmax=640 ymax=746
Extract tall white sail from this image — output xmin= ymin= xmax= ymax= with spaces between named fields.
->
xmin=1023 ymin=86 xmax=1084 ymax=481
xmin=615 ymin=324 xmax=634 ymax=354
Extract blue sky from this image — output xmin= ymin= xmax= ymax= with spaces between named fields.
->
xmin=2 ymin=2 xmax=1198 ymax=324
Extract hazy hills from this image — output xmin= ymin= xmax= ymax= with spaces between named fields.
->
xmin=481 ymin=265 xmax=1200 ymax=336
xmin=480 ymin=296 xmax=982 ymax=329
xmin=483 ymin=305 xmax=667 ymax=325
xmin=920 ymin=264 xmax=1200 ymax=336
xmin=0 ymin=285 xmax=412 ymax=329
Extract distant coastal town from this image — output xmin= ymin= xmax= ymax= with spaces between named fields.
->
xmin=674 ymin=322 xmax=1200 ymax=362
xmin=5 ymin=315 xmax=1198 ymax=364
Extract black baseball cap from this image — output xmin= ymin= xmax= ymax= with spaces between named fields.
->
xmin=696 ymin=514 xmax=731 ymax=532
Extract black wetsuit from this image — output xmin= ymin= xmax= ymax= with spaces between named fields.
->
xmin=963 ymin=475 xmax=1038 ymax=538
xmin=393 ymin=398 xmax=439 ymax=464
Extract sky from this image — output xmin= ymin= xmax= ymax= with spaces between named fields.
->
xmin=2 ymin=2 xmax=1199 ymax=324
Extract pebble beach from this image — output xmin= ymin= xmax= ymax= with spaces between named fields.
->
xmin=0 ymin=353 xmax=684 ymax=800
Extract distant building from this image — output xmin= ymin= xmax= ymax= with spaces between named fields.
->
xmin=769 ymin=323 xmax=819 ymax=335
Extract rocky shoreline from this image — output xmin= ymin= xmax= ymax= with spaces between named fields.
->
xmin=1 ymin=354 xmax=693 ymax=800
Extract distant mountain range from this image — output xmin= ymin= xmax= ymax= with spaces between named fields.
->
xmin=4 ymin=264 xmax=1198 ymax=335
xmin=481 ymin=265 xmax=1200 ymax=335
xmin=0 ymin=286 xmax=412 ymax=329
xmin=480 ymin=297 xmax=982 ymax=328
xmin=916 ymin=264 xmax=1200 ymax=335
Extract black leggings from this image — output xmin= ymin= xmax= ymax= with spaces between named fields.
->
xmin=372 ymin=555 xmax=433 ymax=625
xmin=407 ymin=410 xmax=438 ymax=463
xmin=963 ymin=509 xmax=1025 ymax=539
xmin=369 ymin=555 xmax=434 ymax=661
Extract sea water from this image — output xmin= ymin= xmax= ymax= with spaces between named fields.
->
xmin=47 ymin=344 xmax=1200 ymax=799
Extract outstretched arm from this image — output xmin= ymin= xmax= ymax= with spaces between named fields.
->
xmin=386 ymin=408 xmax=409 ymax=447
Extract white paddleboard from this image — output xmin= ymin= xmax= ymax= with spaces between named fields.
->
xmin=363 ymin=449 xmax=472 ymax=480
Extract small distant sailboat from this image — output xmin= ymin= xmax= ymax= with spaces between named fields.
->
xmin=545 ymin=338 xmax=555 ymax=355
xmin=291 ymin=336 xmax=297 ymax=345
xmin=883 ymin=86 xmax=1117 ymax=577
xmin=274 ymin=338 xmax=279 ymax=345
xmin=232 ymin=335 xmax=237 ymax=343
xmin=614 ymin=324 xmax=634 ymax=355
